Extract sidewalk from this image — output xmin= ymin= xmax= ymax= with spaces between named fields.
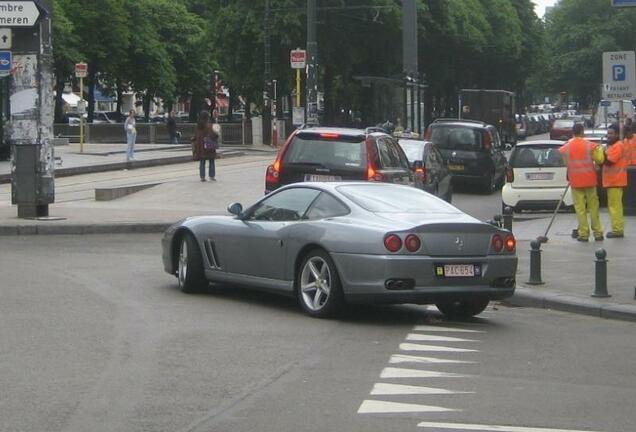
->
xmin=0 ymin=145 xmax=634 ymax=322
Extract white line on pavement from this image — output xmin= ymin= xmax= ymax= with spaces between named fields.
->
xmin=400 ymin=343 xmax=478 ymax=353
xmin=413 ymin=326 xmax=485 ymax=333
xmin=371 ymin=383 xmax=474 ymax=395
xmin=380 ymin=367 xmax=467 ymax=379
xmin=417 ymin=421 xmax=603 ymax=432
xmin=358 ymin=400 xmax=459 ymax=414
xmin=389 ymin=354 xmax=476 ymax=364
xmin=406 ymin=334 xmax=480 ymax=343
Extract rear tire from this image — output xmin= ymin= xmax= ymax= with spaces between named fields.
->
xmin=482 ymin=174 xmax=496 ymax=195
xmin=435 ymin=299 xmax=490 ymax=318
xmin=177 ymin=233 xmax=207 ymax=294
xmin=296 ymin=249 xmax=344 ymax=318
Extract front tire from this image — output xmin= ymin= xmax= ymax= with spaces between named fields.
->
xmin=177 ymin=233 xmax=207 ymax=294
xmin=297 ymin=249 xmax=344 ymax=318
xmin=435 ymin=299 xmax=489 ymax=318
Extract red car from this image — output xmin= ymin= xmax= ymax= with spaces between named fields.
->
xmin=549 ymin=119 xmax=576 ymax=141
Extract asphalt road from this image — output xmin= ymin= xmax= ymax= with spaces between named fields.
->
xmin=1 ymin=234 xmax=635 ymax=432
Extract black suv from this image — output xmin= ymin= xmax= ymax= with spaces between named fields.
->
xmin=265 ymin=127 xmax=413 ymax=193
xmin=424 ymin=119 xmax=507 ymax=193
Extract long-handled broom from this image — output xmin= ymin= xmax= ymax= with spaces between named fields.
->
xmin=537 ymin=185 xmax=570 ymax=243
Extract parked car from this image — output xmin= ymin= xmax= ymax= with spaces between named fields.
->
xmin=423 ymin=119 xmax=507 ymax=194
xmin=162 ymin=182 xmax=517 ymax=318
xmin=396 ymin=137 xmax=453 ymax=202
xmin=515 ymin=114 xmax=528 ymax=140
xmin=549 ymin=119 xmax=577 ymax=141
xmin=583 ymin=129 xmax=607 ymax=145
xmin=265 ymin=127 xmax=413 ymax=194
xmin=502 ymin=140 xmax=573 ymax=212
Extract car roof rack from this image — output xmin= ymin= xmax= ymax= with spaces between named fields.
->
xmin=432 ymin=118 xmax=487 ymax=126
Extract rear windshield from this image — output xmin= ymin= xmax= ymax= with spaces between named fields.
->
xmin=284 ymin=134 xmax=366 ymax=169
xmin=397 ymin=139 xmax=426 ymax=163
xmin=510 ymin=145 xmax=565 ymax=168
xmin=431 ymin=126 xmax=483 ymax=151
xmin=337 ymin=184 xmax=459 ymax=214
xmin=552 ymin=120 xmax=574 ymax=129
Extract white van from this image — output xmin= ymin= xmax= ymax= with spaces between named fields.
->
xmin=595 ymin=100 xmax=635 ymax=127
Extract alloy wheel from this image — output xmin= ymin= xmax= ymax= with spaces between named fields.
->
xmin=300 ymin=257 xmax=332 ymax=311
xmin=178 ymin=239 xmax=188 ymax=289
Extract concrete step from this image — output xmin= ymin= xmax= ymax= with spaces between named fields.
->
xmin=95 ymin=182 xmax=162 ymax=201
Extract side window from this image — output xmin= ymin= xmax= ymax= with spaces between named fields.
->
xmin=304 ymin=192 xmax=350 ymax=220
xmin=249 ymin=188 xmax=320 ymax=222
xmin=377 ymin=137 xmax=408 ymax=169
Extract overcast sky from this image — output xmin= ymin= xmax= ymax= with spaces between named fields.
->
xmin=533 ymin=0 xmax=559 ymax=17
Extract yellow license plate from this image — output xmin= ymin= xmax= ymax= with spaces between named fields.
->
xmin=448 ymin=164 xmax=464 ymax=171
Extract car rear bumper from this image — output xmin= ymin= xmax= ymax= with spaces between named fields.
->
xmin=502 ymin=184 xmax=573 ymax=209
xmin=331 ymin=252 xmax=517 ymax=305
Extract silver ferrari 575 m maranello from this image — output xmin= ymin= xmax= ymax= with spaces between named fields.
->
xmin=162 ymin=182 xmax=517 ymax=318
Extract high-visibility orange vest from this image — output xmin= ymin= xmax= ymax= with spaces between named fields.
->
xmin=625 ymin=136 xmax=636 ymax=166
xmin=603 ymin=141 xmax=628 ymax=188
xmin=559 ymin=137 xmax=598 ymax=188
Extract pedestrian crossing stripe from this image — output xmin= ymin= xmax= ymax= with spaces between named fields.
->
xmin=358 ymin=400 xmax=458 ymax=414
xmin=380 ymin=367 xmax=467 ymax=379
xmin=400 ymin=343 xmax=478 ymax=353
xmin=413 ymin=325 xmax=484 ymax=333
xmin=389 ymin=354 xmax=476 ymax=364
xmin=371 ymin=383 xmax=474 ymax=395
xmin=406 ymin=333 xmax=480 ymax=343
xmin=417 ymin=421 xmax=604 ymax=432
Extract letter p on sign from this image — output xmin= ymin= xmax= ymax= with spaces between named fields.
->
xmin=613 ymin=65 xmax=626 ymax=81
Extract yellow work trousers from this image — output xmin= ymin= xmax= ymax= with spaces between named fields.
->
xmin=572 ymin=187 xmax=602 ymax=239
xmin=606 ymin=187 xmax=624 ymax=234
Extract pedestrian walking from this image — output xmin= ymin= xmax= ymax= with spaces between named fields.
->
xmin=167 ymin=111 xmax=179 ymax=144
xmin=558 ymin=123 xmax=605 ymax=242
xmin=602 ymin=123 xmax=629 ymax=238
xmin=124 ymin=110 xmax=137 ymax=161
xmin=192 ymin=110 xmax=219 ymax=181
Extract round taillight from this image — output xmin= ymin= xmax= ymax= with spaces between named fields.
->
xmin=491 ymin=234 xmax=504 ymax=253
xmin=384 ymin=234 xmax=402 ymax=253
xmin=404 ymin=234 xmax=421 ymax=252
xmin=505 ymin=235 xmax=516 ymax=252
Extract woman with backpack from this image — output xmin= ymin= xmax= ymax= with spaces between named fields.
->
xmin=192 ymin=111 xmax=219 ymax=181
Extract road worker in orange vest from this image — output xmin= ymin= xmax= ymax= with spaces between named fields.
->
xmin=559 ymin=123 xmax=605 ymax=242
xmin=625 ymin=123 xmax=636 ymax=166
xmin=602 ymin=123 xmax=628 ymax=238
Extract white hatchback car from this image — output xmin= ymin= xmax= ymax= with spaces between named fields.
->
xmin=501 ymin=140 xmax=573 ymax=212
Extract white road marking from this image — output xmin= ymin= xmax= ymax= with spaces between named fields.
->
xmin=389 ymin=354 xmax=476 ymax=364
xmin=358 ymin=400 xmax=458 ymax=414
xmin=400 ymin=343 xmax=478 ymax=353
xmin=371 ymin=383 xmax=474 ymax=395
xmin=406 ymin=333 xmax=480 ymax=343
xmin=380 ymin=367 xmax=467 ymax=379
xmin=417 ymin=421 xmax=603 ymax=432
xmin=413 ymin=326 xmax=484 ymax=333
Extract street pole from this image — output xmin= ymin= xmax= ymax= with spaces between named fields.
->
xmin=8 ymin=0 xmax=55 ymax=218
xmin=306 ymin=0 xmax=318 ymax=125
xmin=402 ymin=0 xmax=418 ymax=132
xmin=79 ymin=76 xmax=84 ymax=152
xmin=296 ymin=69 xmax=301 ymax=107
xmin=263 ymin=0 xmax=272 ymax=144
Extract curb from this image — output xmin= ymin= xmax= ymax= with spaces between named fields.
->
xmin=506 ymin=286 xmax=636 ymax=322
xmin=0 ymin=222 xmax=171 ymax=236
xmin=0 ymin=150 xmax=245 ymax=184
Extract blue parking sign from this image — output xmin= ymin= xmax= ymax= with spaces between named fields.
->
xmin=0 ymin=51 xmax=12 ymax=76
xmin=613 ymin=0 xmax=636 ymax=6
xmin=613 ymin=65 xmax=626 ymax=81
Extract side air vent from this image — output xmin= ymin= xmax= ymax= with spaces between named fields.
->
xmin=204 ymin=240 xmax=221 ymax=269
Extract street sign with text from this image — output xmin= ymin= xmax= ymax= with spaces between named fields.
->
xmin=0 ymin=28 xmax=12 ymax=49
xmin=0 ymin=1 xmax=41 ymax=27
xmin=290 ymin=49 xmax=306 ymax=69
xmin=602 ymin=51 xmax=636 ymax=101
xmin=0 ymin=50 xmax=12 ymax=76
xmin=612 ymin=0 xmax=636 ymax=6
xmin=75 ymin=62 xmax=87 ymax=78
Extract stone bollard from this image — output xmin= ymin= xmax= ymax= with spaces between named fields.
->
xmin=591 ymin=248 xmax=611 ymax=298
xmin=503 ymin=206 xmax=513 ymax=232
xmin=526 ymin=240 xmax=544 ymax=285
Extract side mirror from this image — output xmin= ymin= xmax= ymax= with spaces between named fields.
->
xmin=227 ymin=202 xmax=243 ymax=217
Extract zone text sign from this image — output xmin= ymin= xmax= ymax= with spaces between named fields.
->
xmin=290 ymin=49 xmax=306 ymax=69
xmin=0 ymin=1 xmax=41 ymax=26
xmin=602 ymin=51 xmax=636 ymax=101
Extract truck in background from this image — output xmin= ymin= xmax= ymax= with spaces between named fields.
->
xmin=459 ymin=89 xmax=516 ymax=144
xmin=594 ymin=99 xmax=635 ymax=128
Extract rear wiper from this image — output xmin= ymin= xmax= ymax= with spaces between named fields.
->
xmin=287 ymin=162 xmax=327 ymax=167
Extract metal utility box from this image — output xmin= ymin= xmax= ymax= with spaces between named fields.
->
xmin=11 ymin=143 xmax=55 ymax=218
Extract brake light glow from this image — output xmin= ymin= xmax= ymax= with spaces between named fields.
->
xmin=384 ymin=234 xmax=402 ymax=253
xmin=266 ymin=164 xmax=280 ymax=184
xmin=415 ymin=166 xmax=426 ymax=183
xmin=491 ymin=234 xmax=504 ymax=253
xmin=404 ymin=234 xmax=421 ymax=252
xmin=319 ymin=133 xmax=340 ymax=139
xmin=504 ymin=235 xmax=516 ymax=252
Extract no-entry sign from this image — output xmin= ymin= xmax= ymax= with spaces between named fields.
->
xmin=75 ymin=62 xmax=87 ymax=78
xmin=290 ymin=49 xmax=306 ymax=69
